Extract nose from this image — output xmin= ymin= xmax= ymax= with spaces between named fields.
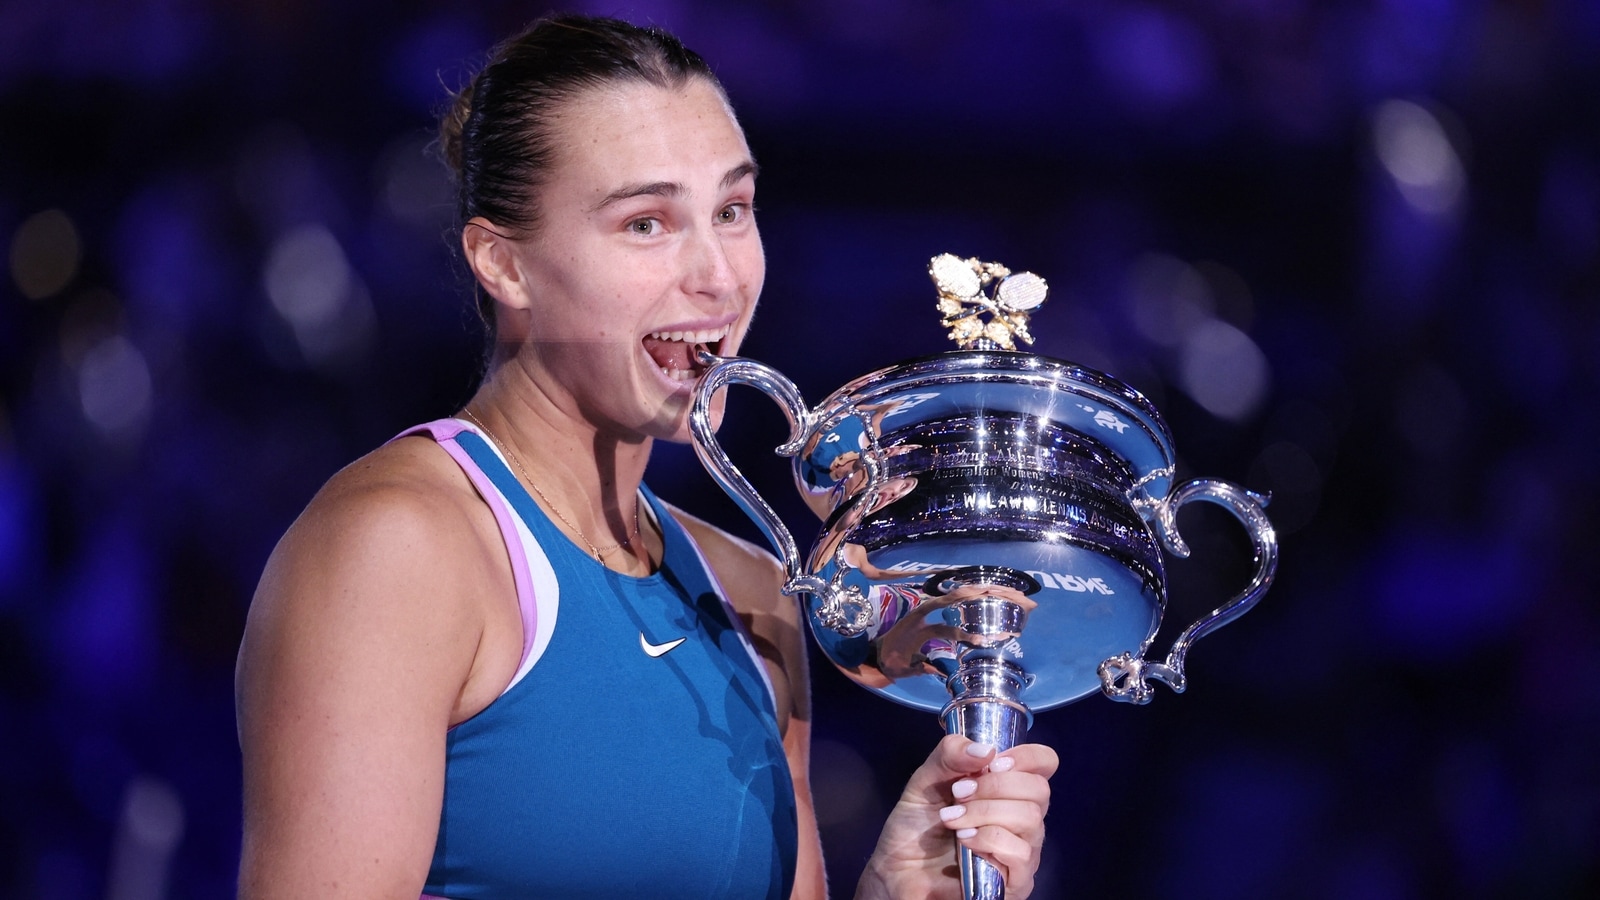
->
xmin=682 ymin=227 xmax=740 ymax=303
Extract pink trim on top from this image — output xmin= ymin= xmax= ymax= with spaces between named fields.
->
xmin=391 ymin=419 xmax=539 ymax=680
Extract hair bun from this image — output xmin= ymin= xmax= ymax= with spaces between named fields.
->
xmin=439 ymin=79 xmax=475 ymax=178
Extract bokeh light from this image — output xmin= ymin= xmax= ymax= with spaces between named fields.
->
xmin=1373 ymin=98 xmax=1466 ymax=217
xmin=77 ymin=335 xmax=153 ymax=439
xmin=265 ymin=225 xmax=351 ymax=327
xmin=9 ymin=208 xmax=81 ymax=300
xmin=1178 ymin=319 xmax=1271 ymax=422
xmin=262 ymin=224 xmax=375 ymax=369
xmin=106 ymin=776 xmax=185 ymax=900
xmin=1128 ymin=253 xmax=1214 ymax=348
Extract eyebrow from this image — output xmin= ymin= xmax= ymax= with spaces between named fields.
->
xmin=590 ymin=160 xmax=760 ymax=211
xmin=721 ymin=160 xmax=760 ymax=189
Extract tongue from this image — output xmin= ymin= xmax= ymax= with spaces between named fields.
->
xmin=642 ymin=337 xmax=703 ymax=373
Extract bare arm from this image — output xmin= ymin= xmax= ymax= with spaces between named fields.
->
xmin=237 ymin=446 xmax=515 ymax=899
xmin=784 ymin=697 xmax=829 ymax=899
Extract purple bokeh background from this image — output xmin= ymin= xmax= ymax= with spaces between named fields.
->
xmin=2 ymin=0 xmax=1597 ymax=896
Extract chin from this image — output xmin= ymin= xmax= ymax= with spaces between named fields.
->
xmin=638 ymin=391 xmax=694 ymax=443
xmin=645 ymin=382 xmax=728 ymax=447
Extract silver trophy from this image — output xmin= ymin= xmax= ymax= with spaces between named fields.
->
xmin=689 ymin=254 xmax=1278 ymax=899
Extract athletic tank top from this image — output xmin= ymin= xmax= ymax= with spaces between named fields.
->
xmin=401 ymin=419 xmax=798 ymax=900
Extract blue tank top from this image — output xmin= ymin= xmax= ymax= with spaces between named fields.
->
xmin=414 ymin=422 xmax=798 ymax=899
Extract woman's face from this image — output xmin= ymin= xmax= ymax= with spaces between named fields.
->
xmin=494 ymin=77 xmax=764 ymax=442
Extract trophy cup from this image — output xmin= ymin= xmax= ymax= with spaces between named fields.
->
xmin=689 ymin=254 xmax=1278 ymax=899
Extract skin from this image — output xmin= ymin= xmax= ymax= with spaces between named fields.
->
xmin=236 ymin=77 xmax=1056 ymax=899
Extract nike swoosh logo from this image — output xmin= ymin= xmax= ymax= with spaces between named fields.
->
xmin=640 ymin=633 xmax=687 ymax=658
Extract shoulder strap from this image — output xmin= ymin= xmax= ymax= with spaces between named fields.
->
xmin=390 ymin=419 xmax=554 ymax=695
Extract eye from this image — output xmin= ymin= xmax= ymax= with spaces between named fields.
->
xmin=627 ymin=217 xmax=661 ymax=236
xmin=716 ymin=203 xmax=752 ymax=225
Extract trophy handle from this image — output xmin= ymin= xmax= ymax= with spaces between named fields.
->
xmin=1099 ymin=478 xmax=1279 ymax=704
xmin=688 ymin=354 xmax=831 ymax=599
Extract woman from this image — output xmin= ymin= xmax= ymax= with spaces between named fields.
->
xmin=236 ymin=14 xmax=1056 ymax=899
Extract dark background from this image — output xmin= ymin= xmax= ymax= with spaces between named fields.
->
xmin=2 ymin=0 xmax=1597 ymax=897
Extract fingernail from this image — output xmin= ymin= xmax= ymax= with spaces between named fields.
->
xmin=965 ymin=741 xmax=995 ymax=758
xmin=952 ymin=779 xmax=978 ymax=799
xmin=956 ymin=827 xmax=978 ymax=840
xmin=939 ymin=804 xmax=965 ymax=822
xmin=991 ymin=755 xmax=1016 ymax=773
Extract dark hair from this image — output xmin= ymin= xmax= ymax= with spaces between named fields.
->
xmin=439 ymin=15 xmax=725 ymax=346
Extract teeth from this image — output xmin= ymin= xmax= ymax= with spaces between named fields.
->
xmin=647 ymin=325 xmax=730 ymax=344
xmin=647 ymin=324 xmax=729 ymax=382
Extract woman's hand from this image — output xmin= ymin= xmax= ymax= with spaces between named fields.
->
xmin=856 ymin=735 xmax=1058 ymax=900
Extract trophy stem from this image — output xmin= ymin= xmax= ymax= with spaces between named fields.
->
xmin=942 ymin=656 xmax=1031 ymax=900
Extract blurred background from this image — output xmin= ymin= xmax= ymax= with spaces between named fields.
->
xmin=2 ymin=0 xmax=1597 ymax=896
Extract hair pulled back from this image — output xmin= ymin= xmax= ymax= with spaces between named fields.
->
xmin=440 ymin=14 xmax=722 ymax=237
xmin=439 ymin=15 xmax=723 ymax=351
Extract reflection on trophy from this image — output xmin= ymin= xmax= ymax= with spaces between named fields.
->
xmin=689 ymin=254 xmax=1279 ymax=900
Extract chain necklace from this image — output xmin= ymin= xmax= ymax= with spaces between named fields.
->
xmin=460 ymin=408 xmax=641 ymax=561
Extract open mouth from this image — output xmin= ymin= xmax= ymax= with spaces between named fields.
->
xmin=642 ymin=325 xmax=730 ymax=383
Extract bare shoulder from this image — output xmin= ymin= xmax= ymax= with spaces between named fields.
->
xmin=239 ymin=434 xmax=512 ymax=730
xmin=253 ymin=435 xmax=493 ymax=622
xmin=302 ymin=432 xmax=482 ymax=530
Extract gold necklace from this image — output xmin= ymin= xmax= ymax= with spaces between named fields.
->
xmin=460 ymin=409 xmax=640 ymax=561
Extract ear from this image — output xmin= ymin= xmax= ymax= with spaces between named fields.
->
xmin=462 ymin=218 xmax=532 ymax=312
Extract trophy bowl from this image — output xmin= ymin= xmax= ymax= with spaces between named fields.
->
xmin=689 ymin=254 xmax=1278 ymax=899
